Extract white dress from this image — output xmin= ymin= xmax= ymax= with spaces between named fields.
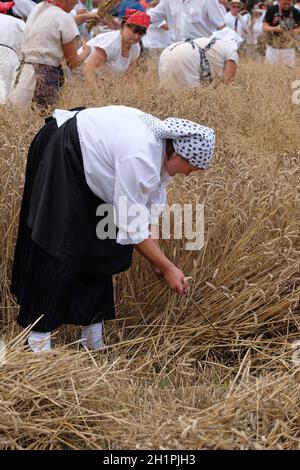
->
xmin=0 ymin=14 xmax=25 ymax=104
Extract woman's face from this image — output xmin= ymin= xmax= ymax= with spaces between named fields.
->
xmin=122 ymin=23 xmax=147 ymax=45
xmin=164 ymin=152 xmax=202 ymax=177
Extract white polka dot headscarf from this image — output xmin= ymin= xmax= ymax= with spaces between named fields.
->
xmin=140 ymin=113 xmax=215 ymax=169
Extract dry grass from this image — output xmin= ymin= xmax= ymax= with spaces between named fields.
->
xmin=0 ymin=59 xmax=300 ymax=449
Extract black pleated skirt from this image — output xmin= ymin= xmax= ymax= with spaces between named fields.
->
xmin=11 ymin=111 xmax=133 ymax=332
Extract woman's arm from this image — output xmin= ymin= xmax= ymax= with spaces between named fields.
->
xmin=223 ymin=60 xmax=237 ymax=83
xmin=63 ymin=38 xmax=91 ymax=69
xmin=134 ymin=238 xmax=189 ymax=295
xmin=74 ymin=12 xmax=100 ymax=26
xmin=82 ymin=48 xmax=107 ymax=87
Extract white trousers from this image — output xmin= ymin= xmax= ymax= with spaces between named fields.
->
xmin=8 ymin=63 xmax=36 ymax=106
xmin=0 ymin=48 xmax=19 ymax=104
xmin=265 ymin=46 xmax=296 ymax=68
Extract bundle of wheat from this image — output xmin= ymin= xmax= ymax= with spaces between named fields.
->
xmin=87 ymin=0 xmax=121 ymax=32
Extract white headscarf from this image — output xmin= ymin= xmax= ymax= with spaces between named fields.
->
xmin=212 ymin=27 xmax=243 ymax=51
xmin=140 ymin=113 xmax=215 ymax=169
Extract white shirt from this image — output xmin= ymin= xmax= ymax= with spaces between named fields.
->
xmin=225 ymin=12 xmax=248 ymax=40
xmin=159 ymin=37 xmax=239 ymax=88
xmin=54 ymin=106 xmax=171 ymax=245
xmin=12 ymin=0 xmax=36 ymax=20
xmin=142 ymin=21 xmax=171 ymax=49
xmin=149 ymin=0 xmax=225 ymax=42
xmin=21 ymin=2 xmax=79 ymax=67
xmin=219 ymin=4 xmax=227 ymax=16
xmin=84 ymin=31 xmax=140 ymax=75
xmin=0 ymin=13 xmax=25 ymax=53
xmin=247 ymin=13 xmax=265 ymax=45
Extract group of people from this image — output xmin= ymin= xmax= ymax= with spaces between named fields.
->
xmin=1 ymin=1 xmax=299 ymax=107
xmin=0 ymin=0 xmax=299 ymax=353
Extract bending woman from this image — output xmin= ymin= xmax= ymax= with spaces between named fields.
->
xmin=11 ymin=105 xmax=215 ymax=352
xmin=82 ymin=9 xmax=150 ymax=87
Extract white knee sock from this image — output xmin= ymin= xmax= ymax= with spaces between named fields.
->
xmin=27 ymin=331 xmax=52 ymax=353
xmin=80 ymin=322 xmax=106 ymax=350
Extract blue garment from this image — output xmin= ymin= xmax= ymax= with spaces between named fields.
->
xmin=118 ymin=1 xmax=145 ymax=18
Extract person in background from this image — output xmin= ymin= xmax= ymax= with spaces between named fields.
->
xmin=219 ymin=0 xmax=229 ymax=15
xmin=11 ymin=105 xmax=215 ymax=352
xmin=142 ymin=1 xmax=171 ymax=57
xmin=72 ymin=0 xmax=93 ymax=39
xmin=295 ymin=1 xmax=300 ymax=12
xmin=225 ymin=0 xmax=249 ymax=40
xmin=246 ymin=2 xmax=266 ymax=53
xmin=0 ymin=1 xmax=25 ymax=103
xmin=159 ymin=27 xmax=241 ymax=88
xmin=8 ymin=0 xmax=98 ymax=108
xmin=82 ymin=9 xmax=149 ymax=86
xmin=12 ymin=0 xmax=36 ymax=20
xmin=245 ymin=0 xmax=261 ymax=12
xmin=263 ymin=0 xmax=300 ymax=67
xmin=148 ymin=0 xmax=226 ymax=43
xmin=118 ymin=0 xmax=145 ymax=17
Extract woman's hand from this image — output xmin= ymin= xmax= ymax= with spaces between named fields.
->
xmin=134 ymin=238 xmax=189 ymax=295
xmin=273 ymin=25 xmax=284 ymax=34
xmin=75 ymin=12 xmax=101 ymax=26
xmin=162 ymin=265 xmax=189 ymax=295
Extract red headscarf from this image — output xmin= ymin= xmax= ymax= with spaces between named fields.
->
xmin=0 ymin=1 xmax=14 ymax=13
xmin=125 ymin=8 xmax=150 ymax=29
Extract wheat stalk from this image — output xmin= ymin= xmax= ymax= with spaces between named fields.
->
xmin=87 ymin=0 xmax=121 ymax=32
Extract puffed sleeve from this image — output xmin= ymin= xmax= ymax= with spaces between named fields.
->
xmin=92 ymin=32 xmax=120 ymax=62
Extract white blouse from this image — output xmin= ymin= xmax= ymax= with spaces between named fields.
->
xmin=84 ymin=31 xmax=141 ymax=75
xmin=149 ymin=0 xmax=225 ymax=42
xmin=54 ymin=106 xmax=171 ymax=245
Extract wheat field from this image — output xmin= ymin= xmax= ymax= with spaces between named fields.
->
xmin=0 ymin=58 xmax=300 ymax=450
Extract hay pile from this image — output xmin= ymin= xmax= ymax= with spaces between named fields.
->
xmin=0 ymin=60 xmax=300 ymax=449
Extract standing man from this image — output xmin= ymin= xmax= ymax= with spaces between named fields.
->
xmin=148 ymin=0 xmax=226 ymax=42
xmin=225 ymin=1 xmax=249 ymax=40
xmin=263 ymin=0 xmax=300 ymax=67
